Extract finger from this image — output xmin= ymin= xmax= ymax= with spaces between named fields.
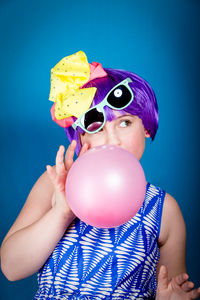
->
xmin=55 ymin=145 xmax=66 ymax=176
xmin=189 ymin=287 xmax=200 ymax=299
xmin=157 ymin=265 xmax=168 ymax=290
xmin=46 ymin=165 xmax=64 ymax=191
xmin=181 ymin=281 xmax=194 ymax=292
xmin=79 ymin=143 xmax=89 ymax=157
xmin=175 ymin=273 xmax=189 ymax=286
xmin=64 ymin=140 xmax=77 ymax=171
xmin=46 ymin=165 xmax=58 ymax=187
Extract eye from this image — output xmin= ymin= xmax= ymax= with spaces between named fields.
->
xmin=91 ymin=126 xmax=104 ymax=135
xmin=120 ymin=119 xmax=131 ymax=127
xmin=96 ymin=127 xmax=104 ymax=133
xmin=114 ymin=88 xmax=123 ymax=98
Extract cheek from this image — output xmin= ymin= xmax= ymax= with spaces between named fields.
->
xmin=80 ymin=134 xmax=105 ymax=149
xmin=126 ymin=139 xmax=140 ymax=152
xmin=80 ymin=135 xmax=90 ymax=147
xmin=122 ymin=133 xmax=146 ymax=159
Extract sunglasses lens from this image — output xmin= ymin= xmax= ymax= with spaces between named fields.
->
xmin=81 ymin=108 xmax=104 ymax=132
xmin=107 ymin=85 xmax=132 ymax=108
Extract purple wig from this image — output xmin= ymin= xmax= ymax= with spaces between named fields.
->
xmin=65 ymin=68 xmax=158 ymax=155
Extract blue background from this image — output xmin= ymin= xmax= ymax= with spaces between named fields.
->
xmin=0 ymin=0 xmax=199 ymax=298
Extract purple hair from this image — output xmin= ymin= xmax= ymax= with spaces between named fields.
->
xmin=65 ymin=68 xmax=158 ymax=155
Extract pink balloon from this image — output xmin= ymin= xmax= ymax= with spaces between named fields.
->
xmin=65 ymin=145 xmax=146 ymax=228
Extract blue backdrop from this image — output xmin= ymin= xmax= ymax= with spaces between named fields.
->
xmin=0 ymin=0 xmax=199 ymax=298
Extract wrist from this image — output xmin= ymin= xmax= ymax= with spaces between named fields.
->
xmin=52 ymin=203 xmax=76 ymax=225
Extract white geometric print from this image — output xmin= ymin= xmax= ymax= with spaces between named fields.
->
xmin=35 ymin=183 xmax=165 ymax=299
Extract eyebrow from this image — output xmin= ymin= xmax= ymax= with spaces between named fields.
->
xmin=116 ymin=114 xmax=134 ymax=119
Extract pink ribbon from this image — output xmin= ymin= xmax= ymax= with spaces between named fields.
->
xmin=88 ymin=62 xmax=107 ymax=82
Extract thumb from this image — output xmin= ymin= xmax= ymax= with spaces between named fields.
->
xmin=157 ymin=265 xmax=169 ymax=291
xmin=78 ymin=142 xmax=89 ymax=157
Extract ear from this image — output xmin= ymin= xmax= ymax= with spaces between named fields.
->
xmin=145 ymin=129 xmax=151 ymax=138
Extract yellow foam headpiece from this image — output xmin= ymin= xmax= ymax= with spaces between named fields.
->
xmin=49 ymin=51 xmax=107 ymax=127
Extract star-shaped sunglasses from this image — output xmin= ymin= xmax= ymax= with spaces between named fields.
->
xmin=72 ymin=78 xmax=134 ymax=134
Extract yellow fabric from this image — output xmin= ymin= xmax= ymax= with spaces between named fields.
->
xmin=49 ymin=51 xmax=97 ymax=119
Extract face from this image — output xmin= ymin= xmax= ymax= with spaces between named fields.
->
xmin=80 ymin=111 xmax=150 ymax=160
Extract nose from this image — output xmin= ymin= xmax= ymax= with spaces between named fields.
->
xmin=105 ymin=123 xmax=121 ymax=146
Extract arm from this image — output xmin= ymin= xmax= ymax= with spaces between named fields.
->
xmin=156 ymin=193 xmax=200 ymax=299
xmin=0 ymin=141 xmax=88 ymax=281
xmin=157 ymin=193 xmax=187 ymax=279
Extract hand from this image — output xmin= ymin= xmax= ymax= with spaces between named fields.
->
xmin=46 ymin=140 xmax=89 ymax=218
xmin=156 ymin=265 xmax=200 ymax=299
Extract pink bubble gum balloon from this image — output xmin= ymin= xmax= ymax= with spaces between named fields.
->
xmin=65 ymin=145 xmax=146 ymax=228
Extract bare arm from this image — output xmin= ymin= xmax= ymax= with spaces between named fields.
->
xmin=156 ymin=193 xmax=200 ymax=299
xmin=157 ymin=193 xmax=187 ymax=280
xmin=0 ymin=141 xmax=88 ymax=281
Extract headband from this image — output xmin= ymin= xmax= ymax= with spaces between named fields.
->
xmin=49 ymin=51 xmax=107 ymax=128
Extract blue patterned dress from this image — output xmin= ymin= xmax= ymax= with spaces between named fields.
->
xmin=35 ymin=183 xmax=165 ymax=299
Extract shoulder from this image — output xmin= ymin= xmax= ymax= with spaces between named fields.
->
xmin=157 ymin=193 xmax=187 ymax=277
xmin=28 ymin=169 xmax=54 ymax=201
xmin=20 ymin=169 xmax=54 ymax=218
xmin=158 ymin=192 xmax=186 ymax=246
xmin=2 ymin=170 xmax=54 ymax=244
